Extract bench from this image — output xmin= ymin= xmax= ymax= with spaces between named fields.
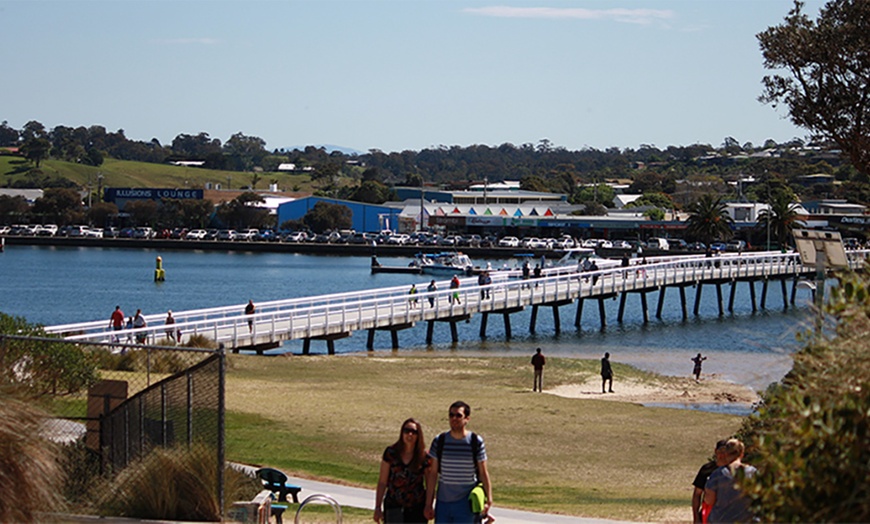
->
xmin=256 ymin=467 xmax=303 ymax=504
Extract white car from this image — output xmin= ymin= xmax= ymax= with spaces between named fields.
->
xmin=185 ymin=229 xmax=208 ymax=240
xmin=0 ymin=226 xmax=10 ymax=235
xmin=498 ymin=236 xmax=520 ymax=248
xmin=387 ymin=234 xmax=410 ymax=245
xmin=237 ymin=229 xmax=260 ymax=241
xmin=83 ymin=228 xmax=104 ymax=238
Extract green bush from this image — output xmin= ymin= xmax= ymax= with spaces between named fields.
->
xmin=738 ymin=270 xmax=870 ymax=522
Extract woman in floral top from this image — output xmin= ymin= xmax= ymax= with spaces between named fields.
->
xmin=374 ymin=418 xmax=431 ymax=523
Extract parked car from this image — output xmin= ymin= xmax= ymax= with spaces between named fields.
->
xmin=185 ymin=229 xmax=208 ymax=240
xmin=645 ymin=237 xmax=670 ymax=250
xmin=37 ymin=224 xmax=58 ymax=237
xmin=669 ymin=238 xmax=688 ymax=250
xmin=67 ymin=225 xmax=90 ymax=237
xmin=498 ymin=236 xmax=520 ymax=248
xmin=283 ymin=231 xmax=308 ymax=243
xmin=216 ymin=229 xmax=237 ymax=241
xmin=133 ymin=227 xmax=154 ymax=239
xmin=710 ymin=241 xmax=728 ymax=252
xmin=236 ymin=229 xmax=260 ymax=241
xmin=0 ymin=226 xmax=10 ymax=235
xmin=726 ymin=240 xmax=747 ymax=252
xmin=83 ymin=227 xmax=104 ymax=238
xmin=688 ymin=242 xmax=707 ymax=252
xmin=387 ymin=234 xmax=411 ymax=245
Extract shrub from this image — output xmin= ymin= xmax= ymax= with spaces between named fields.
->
xmin=99 ymin=444 xmax=256 ymax=521
xmin=738 ymin=270 xmax=870 ymax=522
xmin=0 ymin=386 xmax=65 ymax=522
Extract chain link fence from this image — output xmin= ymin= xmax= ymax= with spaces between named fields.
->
xmin=0 ymin=334 xmax=226 ymax=517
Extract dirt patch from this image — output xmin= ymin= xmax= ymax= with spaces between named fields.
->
xmin=547 ymin=373 xmax=759 ymax=407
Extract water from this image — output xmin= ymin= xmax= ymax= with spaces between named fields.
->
xmin=0 ymin=245 xmax=809 ymax=392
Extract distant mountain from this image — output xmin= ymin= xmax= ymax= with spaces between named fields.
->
xmin=284 ymin=144 xmax=364 ymax=156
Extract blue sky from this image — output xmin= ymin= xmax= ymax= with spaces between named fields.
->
xmin=0 ymin=0 xmax=826 ymax=154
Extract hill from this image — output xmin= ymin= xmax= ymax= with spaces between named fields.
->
xmin=0 ymin=156 xmax=318 ymax=193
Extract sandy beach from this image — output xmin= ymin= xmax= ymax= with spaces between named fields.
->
xmin=547 ymin=373 xmax=760 ymax=407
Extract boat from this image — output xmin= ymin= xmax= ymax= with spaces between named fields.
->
xmin=554 ymin=248 xmax=623 ymax=272
xmin=412 ymin=252 xmax=475 ymax=276
xmin=370 ymin=255 xmax=423 ymax=274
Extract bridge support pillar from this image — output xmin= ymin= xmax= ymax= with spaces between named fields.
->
xmin=450 ymin=322 xmax=458 ymax=343
xmin=425 ymin=316 xmax=469 ymax=345
xmin=503 ymin=313 xmax=512 ymax=339
xmin=530 ymin=305 xmax=538 ymax=334
xmin=552 ymin=305 xmax=561 ymax=334
xmin=426 ymin=321 xmax=435 ymax=345
xmin=640 ymin=291 xmax=649 ymax=324
xmin=617 ymin=293 xmax=627 ymax=323
xmin=715 ymin=283 xmax=724 ymax=316
xmin=574 ymin=298 xmax=584 ymax=328
xmin=761 ymin=279 xmax=769 ymax=309
xmin=597 ymin=298 xmax=607 ymax=329
xmin=656 ymin=287 xmax=667 ymax=319
xmin=367 ymin=329 xmax=375 ymax=351
xmin=679 ymin=286 xmax=688 ymax=320
xmin=694 ymin=284 xmax=703 ymax=316
xmin=302 ymin=332 xmax=351 ymax=355
xmin=749 ymin=281 xmax=757 ymax=312
xmin=790 ymin=277 xmax=799 ymax=305
xmin=728 ymin=281 xmax=737 ymax=313
xmin=480 ymin=313 xmax=488 ymax=339
xmin=781 ymin=278 xmax=789 ymax=311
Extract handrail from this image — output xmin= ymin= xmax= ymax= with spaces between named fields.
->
xmin=44 ymin=250 xmax=870 ymax=346
xmin=295 ymin=493 xmax=342 ymax=524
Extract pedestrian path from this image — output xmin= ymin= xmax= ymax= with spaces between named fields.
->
xmin=282 ymin=473 xmax=634 ymax=524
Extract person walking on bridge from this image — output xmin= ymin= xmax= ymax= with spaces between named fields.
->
xmin=109 ymin=305 xmax=125 ymax=343
xmin=245 ymin=299 xmax=255 ymax=333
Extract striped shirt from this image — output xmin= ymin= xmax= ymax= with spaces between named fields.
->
xmin=429 ymin=432 xmax=487 ymax=502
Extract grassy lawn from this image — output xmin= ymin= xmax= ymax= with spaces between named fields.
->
xmin=225 ymin=354 xmax=742 ymax=522
xmin=0 ymin=156 xmax=317 ymax=193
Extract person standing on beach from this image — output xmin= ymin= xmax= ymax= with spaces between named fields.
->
xmin=692 ymin=353 xmax=707 ymax=381
xmin=601 ymin=352 xmax=614 ymax=393
xmin=245 ymin=299 xmax=255 ymax=333
xmin=425 ymin=401 xmax=492 ymax=524
xmin=531 ymin=348 xmax=546 ymax=392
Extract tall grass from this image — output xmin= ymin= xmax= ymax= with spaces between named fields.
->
xmin=99 ymin=443 xmax=256 ymax=521
xmin=0 ymin=386 xmax=65 ymax=522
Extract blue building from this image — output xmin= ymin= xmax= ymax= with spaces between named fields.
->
xmin=276 ymin=197 xmax=403 ymax=233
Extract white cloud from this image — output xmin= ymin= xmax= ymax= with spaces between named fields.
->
xmin=463 ymin=6 xmax=675 ymax=25
xmin=153 ymin=38 xmax=220 ymax=45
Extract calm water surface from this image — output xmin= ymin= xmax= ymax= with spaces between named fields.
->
xmin=0 ymin=245 xmax=810 ymax=390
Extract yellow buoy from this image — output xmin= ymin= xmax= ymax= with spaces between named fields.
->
xmin=154 ymin=255 xmax=165 ymax=282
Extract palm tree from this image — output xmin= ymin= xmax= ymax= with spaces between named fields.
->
xmin=685 ymin=194 xmax=734 ymax=246
xmin=757 ymin=191 xmax=805 ymax=250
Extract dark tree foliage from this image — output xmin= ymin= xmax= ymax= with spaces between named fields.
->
xmin=215 ymin=192 xmax=270 ymax=229
xmin=124 ymin=199 xmax=158 ymax=227
xmin=0 ymin=121 xmax=19 ymax=146
xmin=19 ymin=137 xmax=51 ymax=167
xmin=31 ymin=188 xmax=85 ymax=225
xmin=303 ymin=201 xmax=352 ymax=233
xmin=758 ymin=0 xmax=870 ymax=176
xmin=86 ymin=202 xmax=119 ymax=228
xmin=0 ymin=195 xmax=29 ymax=221
xmin=685 ymin=194 xmax=735 ymax=244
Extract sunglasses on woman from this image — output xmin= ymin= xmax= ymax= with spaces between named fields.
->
xmin=402 ymin=427 xmax=419 ymax=435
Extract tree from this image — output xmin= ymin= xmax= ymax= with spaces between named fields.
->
xmin=223 ymin=132 xmax=267 ymax=171
xmin=685 ymin=194 xmax=734 ymax=244
xmin=756 ymin=190 xmax=805 ymax=248
xmin=19 ymin=137 xmax=51 ymax=167
xmin=758 ymin=0 xmax=870 ymax=176
xmin=215 ymin=192 xmax=270 ymax=229
xmin=31 ymin=188 xmax=85 ymax=225
xmin=86 ymin=202 xmax=119 ymax=228
xmin=573 ymin=183 xmax=616 ymax=207
xmin=737 ymin=270 xmax=870 ymax=522
xmin=303 ymin=201 xmax=352 ymax=233
xmin=0 ymin=121 xmax=20 ymax=146
xmin=125 ymin=199 xmax=159 ymax=226
xmin=0 ymin=195 xmax=30 ymax=222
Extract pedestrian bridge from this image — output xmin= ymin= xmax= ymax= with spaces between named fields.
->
xmin=44 ymin=250 xmax=869 ymax=353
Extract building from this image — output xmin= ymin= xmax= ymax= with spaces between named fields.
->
xmin=276 ymin=197 xmax=403 ymax=232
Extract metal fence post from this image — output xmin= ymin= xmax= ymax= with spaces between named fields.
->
xmin=217 ymin=345 xmax=226 ymax=517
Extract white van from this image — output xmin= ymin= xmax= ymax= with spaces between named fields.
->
xmin=646 ymin=237 xmax=670 ymax=250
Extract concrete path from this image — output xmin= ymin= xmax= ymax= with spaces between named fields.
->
xmin=282 ymin=474 xmax=633 ymax=524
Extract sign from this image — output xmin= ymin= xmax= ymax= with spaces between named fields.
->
xmin=430 ymin=216 xmax=466 ymax=227
xmin=793 ymin=229 xmax=849 ymax=268
xmin=837 ymin=215 xmax=870 ymax=227
xmin=466 ymin=216 xmax=505 ymax=227
xmin=106 ymin=188 xmax=204 ymax=202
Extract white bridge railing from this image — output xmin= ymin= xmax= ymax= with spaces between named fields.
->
xmin=44 ymin=250 xmax=869 ymax=347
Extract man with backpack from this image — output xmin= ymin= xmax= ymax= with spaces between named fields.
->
xmin=425 ymin=400 xmax=492 ymax=523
